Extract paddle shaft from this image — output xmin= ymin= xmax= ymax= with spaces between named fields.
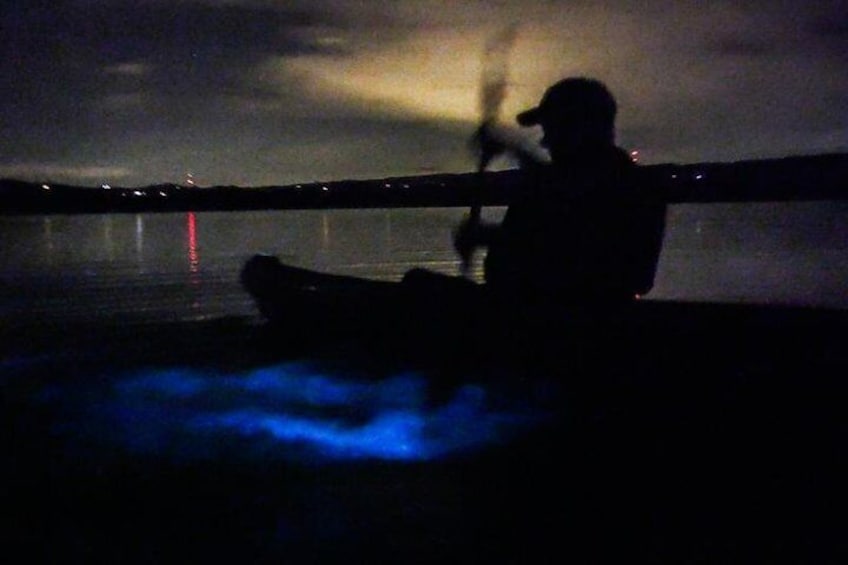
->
xmin=461 ymin=25 xmax=517 ymax=277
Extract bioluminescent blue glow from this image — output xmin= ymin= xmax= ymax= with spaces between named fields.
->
xmin=1 ymin=353 xmax=59 ymax=376
xmin=48 ymin=362 xmax=556 ymax=463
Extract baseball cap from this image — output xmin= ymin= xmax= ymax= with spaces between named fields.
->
xmin=517 ymin=77 xmax=617 ymax=129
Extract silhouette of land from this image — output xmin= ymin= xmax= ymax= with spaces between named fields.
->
xmin=2 ymin=152 xmax=846 ymax=214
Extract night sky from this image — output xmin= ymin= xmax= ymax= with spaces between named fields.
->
xmin=2 ymin=1 xmax=846 ymax=187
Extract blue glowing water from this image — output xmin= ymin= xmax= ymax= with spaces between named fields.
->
xmin=4 ymin=203 xmax=845 ymax=465
xmin=44 ymin=362 xmax=554 ymax=464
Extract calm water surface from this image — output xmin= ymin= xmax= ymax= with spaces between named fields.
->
xmin=1 ymin=203 xmax=846 ymax=326
xmin=2 ymin=203 xmax=846 ymax=466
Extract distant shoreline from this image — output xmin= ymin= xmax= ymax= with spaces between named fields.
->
xmin=2 ymin=152 xmax=846 ymax=214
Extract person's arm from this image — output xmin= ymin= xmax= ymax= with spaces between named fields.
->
xmin=457 ymin=124 xmax=544 ymax=264
xmin=470 ymin=122 xmax=550 ymax=171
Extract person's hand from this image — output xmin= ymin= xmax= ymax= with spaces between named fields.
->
xmin=469 ymin=121 xmax=507 ymax=170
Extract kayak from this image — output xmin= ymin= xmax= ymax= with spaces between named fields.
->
xmin=240 ymin=253 xmax=847 ymax=376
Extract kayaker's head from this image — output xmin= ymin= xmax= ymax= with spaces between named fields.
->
xmin=517 ymin=77 xmax=617 ymax=162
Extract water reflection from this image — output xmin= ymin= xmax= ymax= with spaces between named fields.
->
xmin=1 ymin=203 xmax=846 ymax=326
xmin=321 ymin=211 xmax=331 ymax=249
xmin=135 ymin=214 xmax=144 ymax=264
xmin=186 ymin=212 xmax=200 ymax=275
xmin=102 ymin=216 xmax=115 ymax=261
xmin=186 ymin=212 xmax=201 ymax=311
xmin=41 ymin=217 xmax=55 ymax=267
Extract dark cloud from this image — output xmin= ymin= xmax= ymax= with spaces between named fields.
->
xmin=2 ymin=1 xmax=345 ymax=64
xmin=1 ymin=0 xmax=347 ymax=117
xmin=813 ymin=18 xmax=848 ymax=39
xmin=0 ymin=0 xmax=355 ymax=169
xmin=806 ymin=15 xmax=848 ymax=61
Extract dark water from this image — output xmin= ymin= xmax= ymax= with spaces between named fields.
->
xmin=1 ymin=202 xmax=846 ymax=327
xmin=1 ymin=202 xmax=846 ymax=463
xmin=0 ymin=208 xmax=475 ymax=325
xmin=3 ymin=205 xmax=846 ymax=562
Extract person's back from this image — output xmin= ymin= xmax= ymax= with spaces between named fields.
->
xmin=484 ymin=147 xmax=666 ymax=303
xmin=472 ymin=78 xmax=666 ymax=306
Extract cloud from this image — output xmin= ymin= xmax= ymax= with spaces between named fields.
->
xmin=812 ymin=18 xmax=848 ymax=40
xmin=0 ymin=162 xmax=133 ymax=183
xmin=2 ymin=1 xmax=846 ymax=185
xmin=1 ymin=1 xmax=349 ymax=114
xmin=103 ymin=62 xmax=154 ymax=77
xmin=3 ymin=1 xmax=344 ymax=63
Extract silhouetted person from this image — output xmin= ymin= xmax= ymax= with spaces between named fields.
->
xmin=414 ymin=77 xmax=666 ymax=312
xmin=242 ymin=77 xmax=666 ymax=337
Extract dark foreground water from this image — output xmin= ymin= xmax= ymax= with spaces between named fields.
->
xmin=2 ymin=203 xmax=846 ymax=562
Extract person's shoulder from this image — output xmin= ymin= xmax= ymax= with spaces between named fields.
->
xmin=628 ymin=164 xmax=667 ymax=200
xmin=506 ymin=164 xmax=554 ymax=200
xmin=609 ymin=152 xmax=664 ymax=199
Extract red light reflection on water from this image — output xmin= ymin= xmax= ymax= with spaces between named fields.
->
xmin=187 ymin=212 xmax=199 ymax=275
xmin=186 ymin=212 xmax=201 ymax=311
